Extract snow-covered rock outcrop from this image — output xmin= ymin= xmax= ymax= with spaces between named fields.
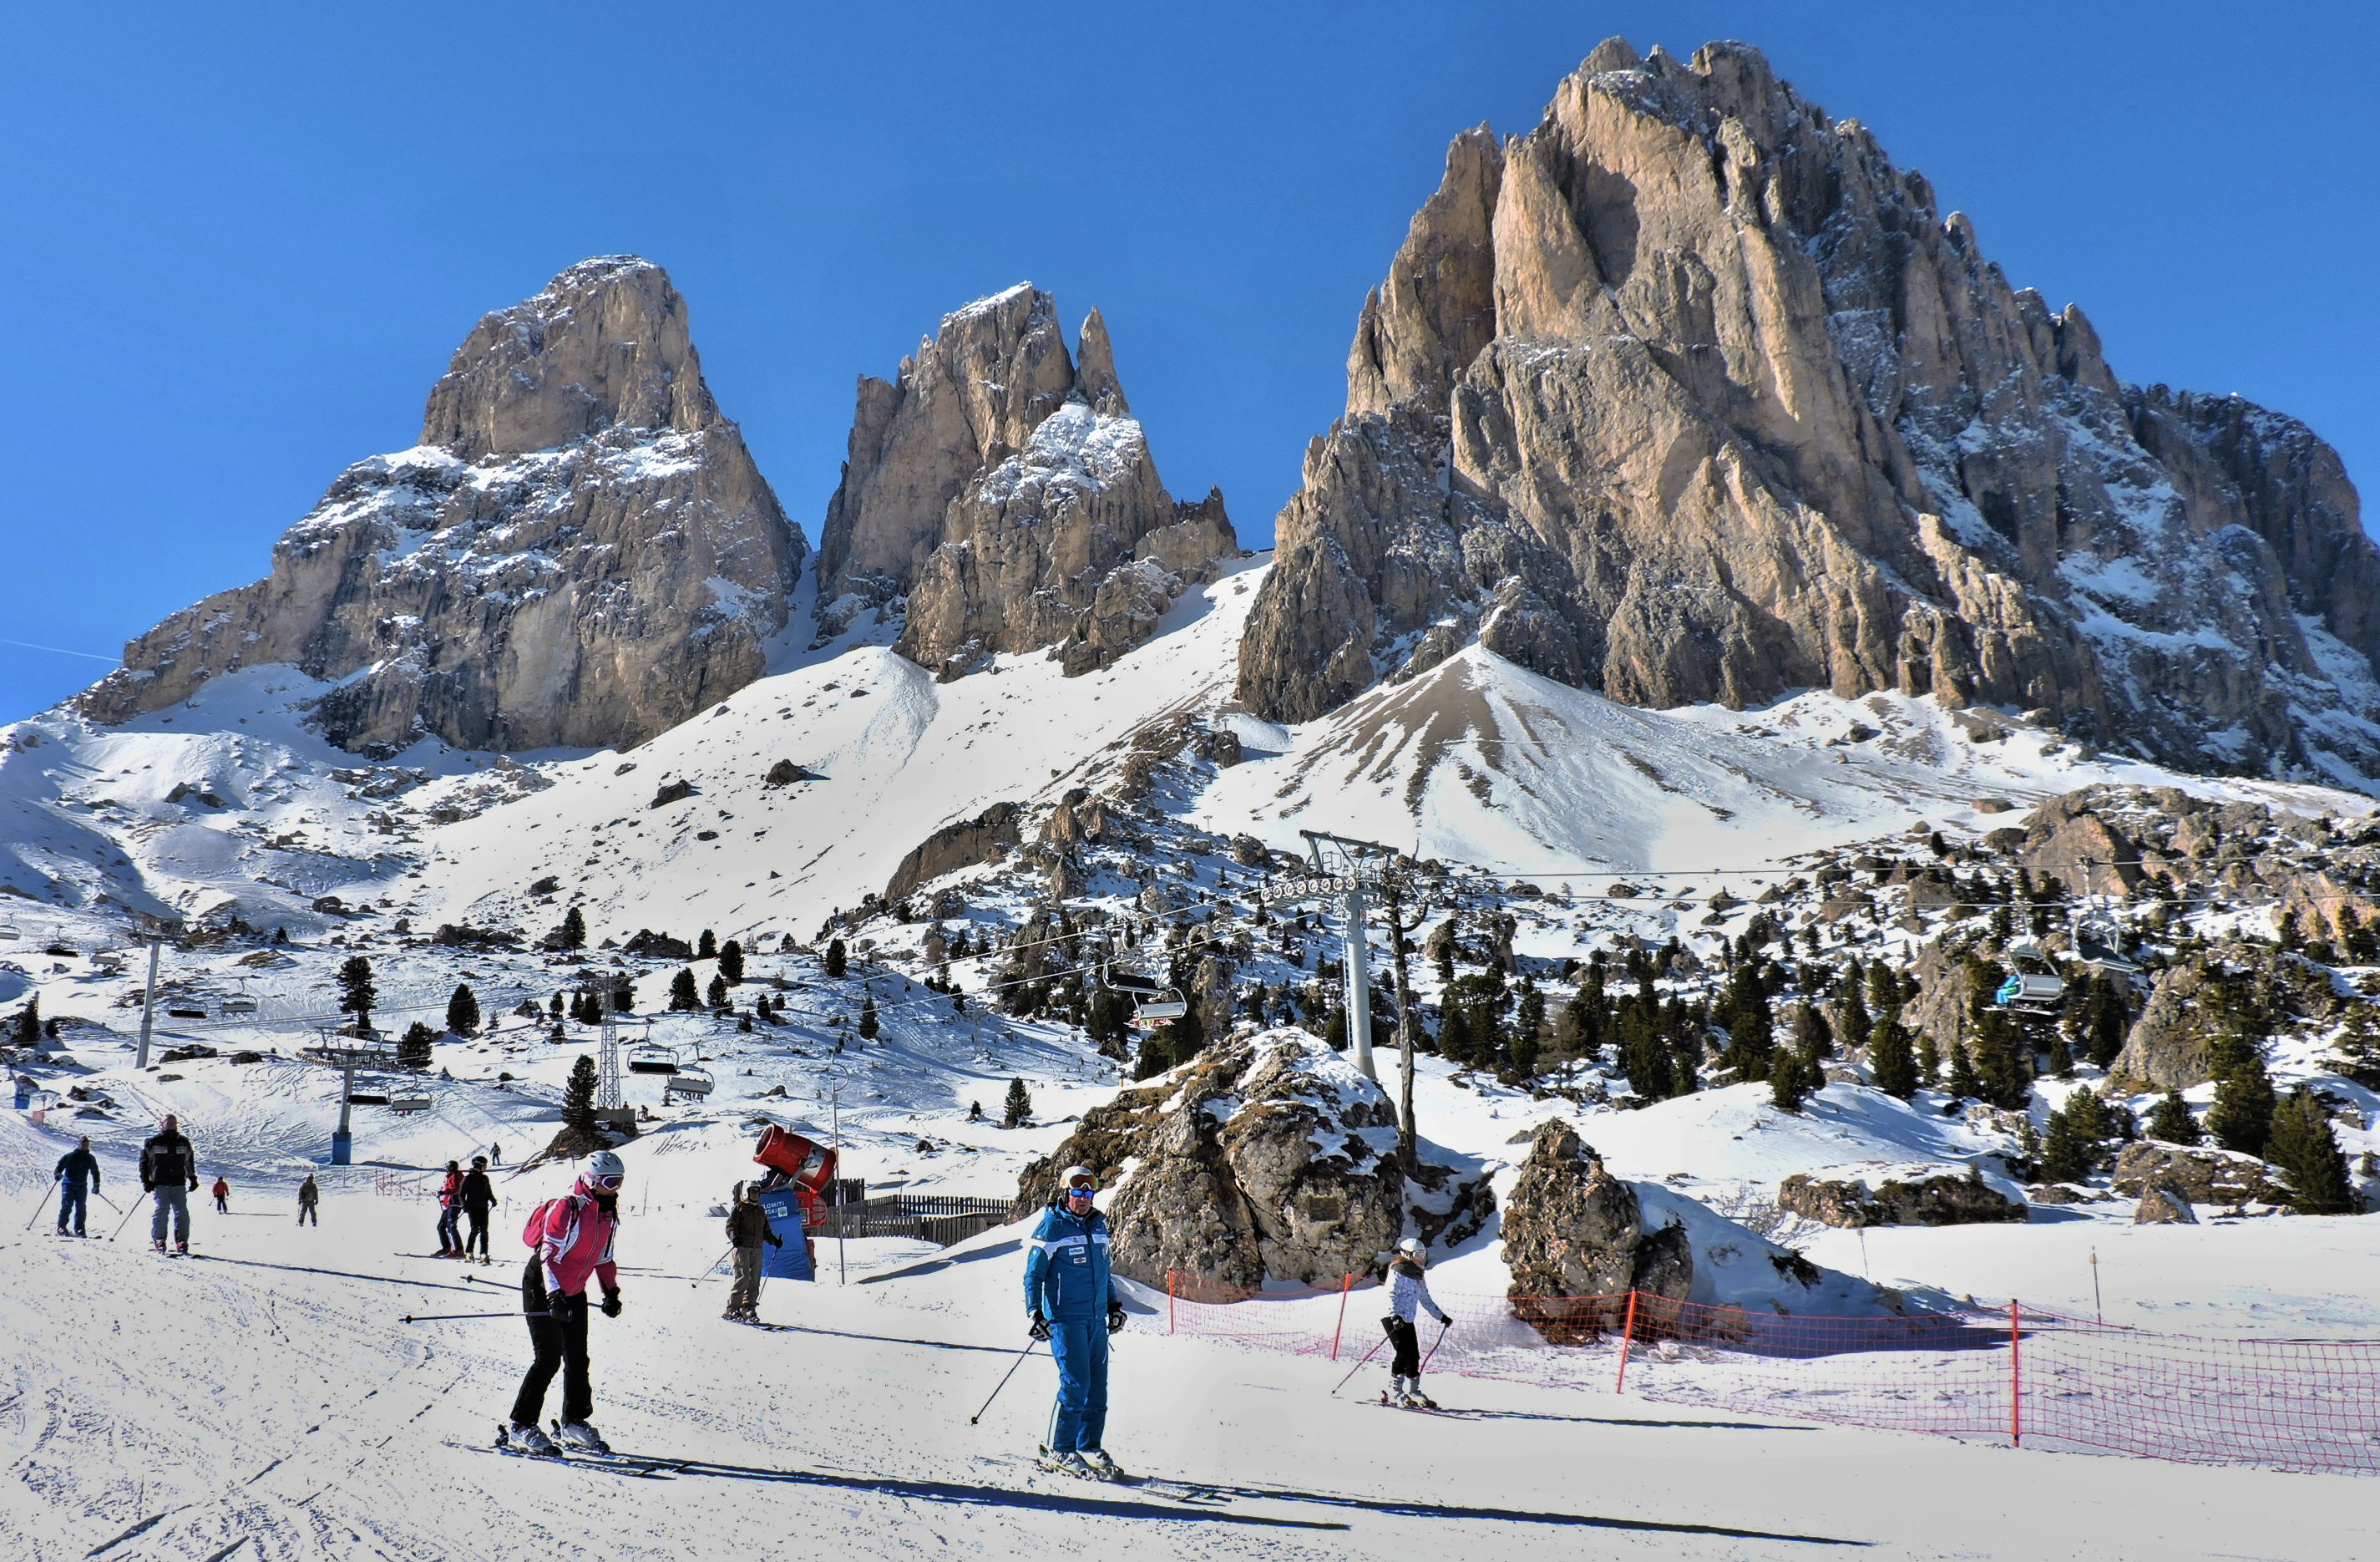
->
xmin=817 ymin=286 xmax=1237 ymax=679
xmin=79 ymin=257 xmax=805 ymax=754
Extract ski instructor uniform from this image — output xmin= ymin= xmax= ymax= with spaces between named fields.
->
xmin=507 ymin=1149 xmax=625 ymax=1454
xmin=1024 ymin=1165 xmax=1127 ymax=1479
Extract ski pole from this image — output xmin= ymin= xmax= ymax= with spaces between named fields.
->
xmin=401 ymin=1311 xmax=552 ymax=1322
xmin=692 ymin=1246 xmax=731 ymax=1287
xmin=1420 ymin=1318 xmax=1451 ymax=1373
xmin=969 ymin=1338 xmax=1040 ymax=1425
xmin=1330 ymin=1331 xmax=1391 ymax=1395
xmin=91 ymin=1188 xmax=122 ymax=1215
xmin=109 ymin=1194 xmax=147 ymax=1242
xmin=22 ymin=1183 xmax=56 ymax=1232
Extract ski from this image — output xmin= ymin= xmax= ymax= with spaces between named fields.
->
xmin=453 ymin=1439 xmax=675 ymax=1478
xmin=987 ymin=1455 xmax=1223 ymax=1504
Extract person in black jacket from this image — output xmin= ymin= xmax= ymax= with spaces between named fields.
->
xmin=722 ymin=1181 xmax=782 ymax=1321
xmin=460 ymin=1156 xmax=497 ymax=1263
xmin=53 ymin=1137 xmax=100 ymax=1236
xmin=139 ymin=1115 xmax=199 ymax=1253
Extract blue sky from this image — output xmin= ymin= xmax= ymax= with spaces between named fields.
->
xmin=3 ymin=1 xmax=2373 ymax=723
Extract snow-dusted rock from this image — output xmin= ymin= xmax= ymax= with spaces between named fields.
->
xmin=816 ymin=287 xmax=1237 ymax=679
xmin=1777 ymin=1163 xmax=2027 ymax=1228
xmin=80 ymin=258 xmax=803 ymax=754
xmin=2109 ymin=1141 xmax=2291 ymax=1207
xmin=1016 ymin=1028 xmax=1443 ymax=1289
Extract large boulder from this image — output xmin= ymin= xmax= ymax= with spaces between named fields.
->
xmin=2109 ymin=1142 xmax=2291 ymax=1207
xmin=1777 ymin=1164 xmax=2028 ymax=1228
xmin=1015 ymin=1029 xmax=1479 ymax=1289
xmin=883 ymin=802 xmax=1021 ymax=903
xmin=1501 ymin=1122 xmax=1660 ymax=1301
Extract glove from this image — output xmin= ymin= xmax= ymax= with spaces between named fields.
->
xmin=600 ymin=1289 xmax=623 ymax=1319
xmin=1437 ymin=1316 xmax=1454 ymax=1330
xmin=1380 ymin=1316 xmax=1398 ymax=1333
xmin=768 ymin=1234 xmax=783 ymax=1249
xmin=1029 ymin=1313 xmax=1052 ymax=1341
xmin=1106 ymin=1303 xmax=1127 ymax=1335
xmin=189 ymin=1179 xmax=200 ymax=1193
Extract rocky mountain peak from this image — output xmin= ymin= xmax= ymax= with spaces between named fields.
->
xmin=79 ymin=258 xmax=802 ymax=755
xmin=1239 ymin=38 xmax=2380 ymax=789
xmin=419 ymin=256 xmax=722 ymax=461
xmin=817 ymin=286 xmax=1237 ymax=679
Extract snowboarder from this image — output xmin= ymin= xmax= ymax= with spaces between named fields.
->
xmin=505 ymin=1149 xmax=625 ymax=1455
xmin=140 ymin=1115 xmax=199 ymax=1252
xmin=1023 ymin=1165 xmax=1127 ymax=1480
xmin=296 ymin=1174 xmax=320 ymax=1226
xmin=435 ymin=1160 xmax=464 ymax=1257
xmin=461 ymin=1156 xmax=495 ymax=1262
xmin=53 ymin=1137 xmax=99 ymax=1236
xmin=722 ymin=1180 xmax=782 ymax=1321
xmin=211 ymin=1176 xmax=230 ymax=1214
xmin=1381 ymin=1236 xmax=1454 ymax=1408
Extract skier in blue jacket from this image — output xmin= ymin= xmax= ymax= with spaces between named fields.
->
xmin=1023 ymin=1164 xmax=1127 ymax=1480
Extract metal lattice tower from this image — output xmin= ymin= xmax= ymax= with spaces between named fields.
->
xmin=598 ymin=1012 xmax=622 ymax=1111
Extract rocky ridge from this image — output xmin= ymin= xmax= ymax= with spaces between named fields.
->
xmin=1238 ymin=38 xmax=2380 ymax=789
xmin=79 ymin=258 xmax=804 ymax=754
xmin=815 ymin=285 xmax=1238 ymax=679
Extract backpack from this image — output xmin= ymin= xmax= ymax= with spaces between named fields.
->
xmin=522 ymin=1195 xmax=569 ymax=1250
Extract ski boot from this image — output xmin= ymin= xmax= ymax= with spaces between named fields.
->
xmin=1037 ymin=1448 xmax=1096 ymax=1479
xmin=1080 ymin=1448 xmax=1127 ymax=1481
xmin=1409 ymin=1382 xmax=1440 ymax=1410
xmin=175 ymin=1241 xmax=190 ymax=1255
xmin=153 ymin=1240 xmax=167 ymax=1253
xmin=503 ymin=1421 xmax=559 ymax=1455
xmin=554 ymin=1421 xmax=610 ymax=1453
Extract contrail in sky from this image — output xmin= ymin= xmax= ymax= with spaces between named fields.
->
xmin=0 ymin=637 xmax=119 ymax=663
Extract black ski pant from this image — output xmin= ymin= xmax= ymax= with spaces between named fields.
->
xmin=511 ymin=1260 xmax=592 ymax=1428
xmin=1385 ymin=1316 xmax=1421 ymax=1379
xmin=296 ymin=1202 xmax=317 ymax=1225
xmin=465 ymin=1209 xmax=490 ymax=1259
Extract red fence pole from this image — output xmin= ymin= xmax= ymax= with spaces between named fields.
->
xmin=1615 ymin=1291 xmax=1639 ymax=1393
xmin=1330 ymin=1272 xmax=1352 ymax=1361
xmin=2008 ymin=1299 xmax=2023 ymax=1448
xmin=1167 ymin=1270 xmax=1177 ymax=1336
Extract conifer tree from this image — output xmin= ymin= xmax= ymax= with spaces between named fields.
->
xmin=1002 ymin=1077 xmax=1033 ymax=1128
xmin=2145 ymin=1090 xmax=2203 ymax=1145
xmin=563 ymin=1054 xmax=598 ymax=1137
xmin=2332 ymin=1006 xmax=2380 ymax=1087
xmin=559 ymin=905 xmax=586 ymax=951
xmin=549 ymin=991 xmax=565 ymax=1018
xmin=1947 ymin=1038 xmax=1982 ymax=1099
xmin=1556 ymin=969 xmax=1605 ymax=1060
xmin=12 ymin=994 xmax=38 ymax=1049
xmin=1915 ymin=1032 xmax=1942 ymax=1087
xmin=1792 ymin=1000 xmax=1833 ymax=1062
xmin=1132 ymin=1029 xmax=1172 ymax=1080
xmin=698 ymin=928 xmax=718 ymax=959
xmin=1438 ymin=1005 xmax=1472 ymax=1068
xmin=668 ymin=967 xmax=701 ymax=1012
xmin=858 ymin=995 xmax=879 ymax=1040
xmin=446 ymin=982 xmax=480 ymax=1037
xmin=1767 ymin=1047 xmax=1815 ymax=1113
xmin=2206 ymin=1030 xmax=2276 ymax=1158
xmin=707 ymin=973 xmax=730 ymax=1010
xmin=719 ymin=939 xmax=744 ymax=986
xmin=397 ymin=1020 xmax=436 ymax=1071
xmin=2268 ymin=1088 xmax=2357 ymax=1215
xmin=1869 ymin=1012 xmax=1917 ymax=1099
xmin=337 ymin=956 xmax=377 ymax=1037
xmin=1837 ymin=959 xmax=1871 ymax=1051
xmin=824 ymin=938 xmax=848 ymax=979
xmin=2038 ymin=1095 xmax=2102 ymax=1183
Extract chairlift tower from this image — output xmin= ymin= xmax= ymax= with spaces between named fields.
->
xmin=597 ymin=1010 xmax=623 ymax=1112
xmin=308 ymin=1027 xmax=398 ymax=1166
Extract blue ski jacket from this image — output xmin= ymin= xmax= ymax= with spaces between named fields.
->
xmin=1024 ymin=1201 xmax=1117 ymax=1321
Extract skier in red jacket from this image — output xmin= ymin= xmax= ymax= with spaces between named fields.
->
xmin=504 ymin=1150 xmax=625 ymax=1454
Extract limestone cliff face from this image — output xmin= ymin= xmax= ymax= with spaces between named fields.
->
xmin=1239 ymin=39 xmax=2380 ymax=784
xmin=79 ymin=257 xmax=804 ymax=754
xmin=817 ymin=286 xmax=1237 ymax=679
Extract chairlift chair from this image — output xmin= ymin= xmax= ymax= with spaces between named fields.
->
xmin=664 ymin=1067 xmax=713 ymax=1103
xmin=222 ymin=997 xmax=259 ymax=1015
xmin=0 ymin=924 xmax=19 ymax=941
xmin=165 ymin=1002 xmax=212 ymax=1021
xmin=1994 ymin=971 xmax=2067 ymax=1013
xmin=627 ymin=1042 xmax=681 ymax=1076
xmin=1103 ymin=961 xmax=1187 ymax=1027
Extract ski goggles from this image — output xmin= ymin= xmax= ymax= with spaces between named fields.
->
xmin=1064 ymin=1176 xmax=1098 ymax=1196
xmin=589 ymin=1174 xmax=625 ymax=1190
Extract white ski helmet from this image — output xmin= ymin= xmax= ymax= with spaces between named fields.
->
xmin=587 ymin=1149 xmax=625 ymax=1183
xmin=1396 ymin=1237 xmax=1426 ymax=1259
xmin=1057 ymin=1166 xmax=1097 ymax=1198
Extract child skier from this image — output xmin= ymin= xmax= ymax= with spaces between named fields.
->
xmin=1381 ymin=1236 xmax=1454 ymax=1408
xmin=505 ymin=1149 xmax=626 ymax=1454
xmin=1023 ymin=1165 xmax=1127 ymax=1480
xmin=211 ymin=1176 xmax=230 ymax=1214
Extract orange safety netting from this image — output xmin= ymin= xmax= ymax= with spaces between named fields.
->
xmin=1159 ymin=1272 xmax=2380 ymax=1475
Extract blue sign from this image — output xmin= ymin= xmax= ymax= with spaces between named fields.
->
xmin=756 ymin=1188 xmax=813 ymax=1281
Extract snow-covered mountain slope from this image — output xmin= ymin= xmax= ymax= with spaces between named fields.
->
xmin=1199 ymin=642 xmax=2367 ymax=879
